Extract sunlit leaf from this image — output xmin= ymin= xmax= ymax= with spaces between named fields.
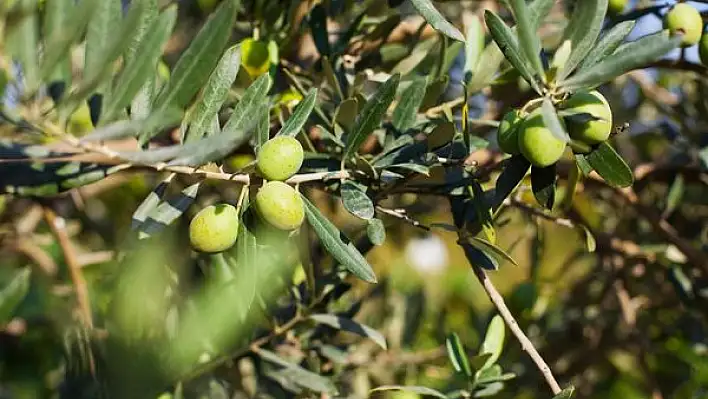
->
xmin=509 ymin=0 xmax=544 ymax=79
xmin=0 ymin=268 xmax=31 ymax=324
xmin=277 ymin=88 xmax=318 ymax=137
xmin=553 ymin=386 xmax=576 ymax=399
xmin=446 ymin=332 xmax=472 ymax=377
xmin=480 ymin=315 xmax=505 ymax=369
xmin=409 ymin=0 xmax=464 ymax=42
xmin=578 ymin=20 xmax=636 ymax=72
xmin=585 ymin=142 xmax=633 ymax=188
xmin=341 ymin=181 xmax=374 ymax=220
xmin=556 ymin=0 xmax=608 ymax=81
xmin=366 ymin=218 xmax=386 ymax=246
xmin=393 ymin=77 xmax=426 ymax=132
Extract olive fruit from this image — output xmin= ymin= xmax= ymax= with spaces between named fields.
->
xmin=497 ymin=110 xmax=523 ymax=155
xmin=257 ymin=136 xmax=304 ymax=181
xmin=518 ymin=112 xmax=567 ymax=168
xmin=189 ymin=204 xmax=240 ymax=253
xmin=255 ymin=181 xmax=305 ymax=231
xmin=700 ymin=33 xmax=708 ymax=65
xmin=562 ymin=90 xmax=613 ymax=145
xmin=241 ymin=38 xmax=272 ymax=78
xmin=608 ymin=0 xmax=627 ymax=14
xmin=664 ymin=3 xmax=703 ymax=47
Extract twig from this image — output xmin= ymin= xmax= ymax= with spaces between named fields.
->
xmin=375 ymin=206 xmax=431 ymax=231
xmin=43 ymin=207 xmax=93 ymax=329
xmin=469 ymin=264 xmax=563 ymax=395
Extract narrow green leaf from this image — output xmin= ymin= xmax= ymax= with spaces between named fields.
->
xmin=334 ymin=98 xmax=358 ymax=133
xmin=531 ymin=164 xmax=557 ymax=210
xmin=446 ymin=332 xmax=472 ymax=377
xmin=309 ymin=4 xmax=330 ymax=57
xmin=579 ymin=225 xmax=596 ymax=253
xmin=42 ymin=0 xmax=72 ymax=87
xmin=232 ymin=198 xmax=258 ymax=322
xmin=480 ymin=315 xmax=505 ymax=369
xmin=276 ymin=88 xmax=318 ymax=137
xmin=468 ymin=181 xmax=496 ymax=244
xmin=366 ymin=218 xmax=386 ymax=246
xmin=409 ymin=0 xmax=464 ymax=42
xmin=103 ymin=5 xmax=176 ymax=121
xmin=258 ymin=349 xmax=338 ymax=394
xmin=466 ymin=237 xmax=517 ymax=267
xmin=392 ymin=77 xmax=426 ymax=132
xmin=343 ymin=74 xmax=400 ymax=161
xmin=222 ymin=73 xmax=272 ymax=136
xmin=484 ymin=10 xmax=541 ymax=95
xmin=124 ymin=0 xmax=158 ymax=65
xmin=492 ymin=155 xmax=531 ymax=213
xmin=341 ymin=181 xmax=374 ymax=220
xmin=80 ymin=108 xmax=181 ymax=142
xmin=578 ymin=20 xmax=636 ymax=72
xmin=310 ymin=314 xmax=387 ymax=349
xmin=185 ymin=44 xmax=241 ymax=142
xmin=509 ymin=0 xmax=544 ymax=79
xmin=541 ymin=99 xmax=570 ymax=143
xmin=39 ymin=0 xmax=99 ymax=87
xmin=152 ymin=0 xmax=237 ymax=112
xmin=0 ymin=268 xmax=31 ymax=324
xmin=462 ymin=244 xmax=499 ymax=271
xmin=560 ymin=33 xmax=681 ymax=92
xmin=585 ymin=141 xmax=633 ymax=188
xmin=553 ymin=386 xmax=576 ymax=399
xmin=664 ymin=174 xmax=684 ymax=218
xmin=6 ymin=0 xmax=39 ymax=91
xmin=575 ymin=153 xmax=594 ymax=176
xmin=556 ymin=0 xmax=608 ymax=81
xmin=254 ymin=104 xmax=270 ymax=154
xmin=136 ymin=182 xmax=201 ymax=238
xmin=302 ymin=195 xmax=377 ymax=283
xmin=84 ymin=0 xmax=121 ymax=90
xmin=463 ymin=15 xmax=485 ymax=81
xmin=370 ymin=386 xmax=447 ymax=399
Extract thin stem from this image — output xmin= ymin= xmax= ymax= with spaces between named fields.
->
xmin=469 ymin=264 xmax=562 ymax=395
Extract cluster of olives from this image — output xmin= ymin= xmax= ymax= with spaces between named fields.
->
xmin=189 ymin=136 xmax=305 ymax=253
xmin=497 ymin=90 xmax=613 ymax=167
xmin=662 ymin=3 xmax=708 ymax=63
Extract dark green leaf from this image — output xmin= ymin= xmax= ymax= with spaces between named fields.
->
xmin=462 ymin=243 xmax=499 ymax=271
xmin=0 ymin=268 xmax=31 ymax=324
xmin=222 ymin=73 xmax=272 ymax=136
xmin=465 ymin=237 xmax=517 ymax=267
xmin=578 ymin=20 xmax=636 ymax=72
xmin=484 ymin=10 xmax=541 ymax=94
xmin=366 ymin=218 xmax=386 ymax=246
xmin=310 ymin=314 xmax=387 ymax=349
xmin=370 ymin=386 xmax=447 ymax=399
xmin=103 ymin=5 xmax=176 ymax=121
xmin=427 ymin=121 xmax=455 ymax=150
xmin=560 ymin=33 xmax=681 ymax=92
xmin=541 ymin=99 xmax=570 ymax=142
xmin=131 ymin=174 xmax=174 ymax=229
xmin=277 ymin=88 xmax=318 ymax=137
xmin=585 ymin=141 xmax=633 ymax=188
xmin=575 ymin=153 xmax=593 ymax=176
xmin=258 ymin=349 xmax=338 ymax=394
xmin=509 ymin=0 xmax=544 ymax=79
xmin=343 ymin=74 xmax=400 ymax=161
xmin=492 ymin=155 xmax=531 ymax=212
xmin=420 ymin=75 xmax=449 ymax=111
xmin=152 ymin=0 xmax=237 ymax=112
xmin=309 ymin=4 xmax=330 ymax=57
xmin=467 ymin=181 xmax=496 ymax=244
xmin=302 ymin=195 xmax=377 ymax=283
xmin=480 ymin=315 xmax=505 ymax=369
xmin=446 ymin=332 xmax=472 ymax=377
xmin=556 ymin=0 xmax=608 ymax=81
xmin=553 ymin=386 xmax=576 ymax=399
xmin=393 ymin=77 xmax=427 ymax=132
xmin=185 ymin=44 xmax=241 ymax=142
xmin=334 ymin=98 xmax=358 ymax=133
xmin=531 ymin=164 xmax=557 ymax=210
xmin=341 ymin=181 xmax=374 ymax=220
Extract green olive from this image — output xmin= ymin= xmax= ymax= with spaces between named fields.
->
xmin=562 ymin=90 xmax=613 ymax=145
xmin=497 ymin=110 xmax=523 ymax=155
xmin=189 ymin=204 xmax=240 ymax=253
xmin=700 ymin=33 xmax=708 ymax=65
xmin=255 ymin=181 xmax=305 ymax=231
xmin=608 ymin=0 xmax=627 ymax=15
xmin=664 ymin=3 xmax=703 ymax=47
xmin=518 ymin=112 xmax=567 ymax=168
xmin=257 ymin=136 xmax=304 ymax=181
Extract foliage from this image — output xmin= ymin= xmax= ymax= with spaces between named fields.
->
xmin=0 ymin=0 xmax=707 ymax=398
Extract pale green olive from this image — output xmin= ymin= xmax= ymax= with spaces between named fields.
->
xmin=518 ymin=113 xmax=567 ymax=168
xmin=257 ymin=136 xmax=304 ymax=181
xmin=497 ymin=110 xmax=523 ymax=155
xmin=664 ymin=3 xmax=703 ymax=47
xmin=608 ymin=0 xmax=628 ymax=14
xmin=562 ymin=90 xmax=613 ymax=145
xmin=255 ymin=181 xmax=305 ymax=231
xmin=700 ymin=33 xmax=708 ymax=65
xmin=189 ymin=204 xmax=240 ymax=253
